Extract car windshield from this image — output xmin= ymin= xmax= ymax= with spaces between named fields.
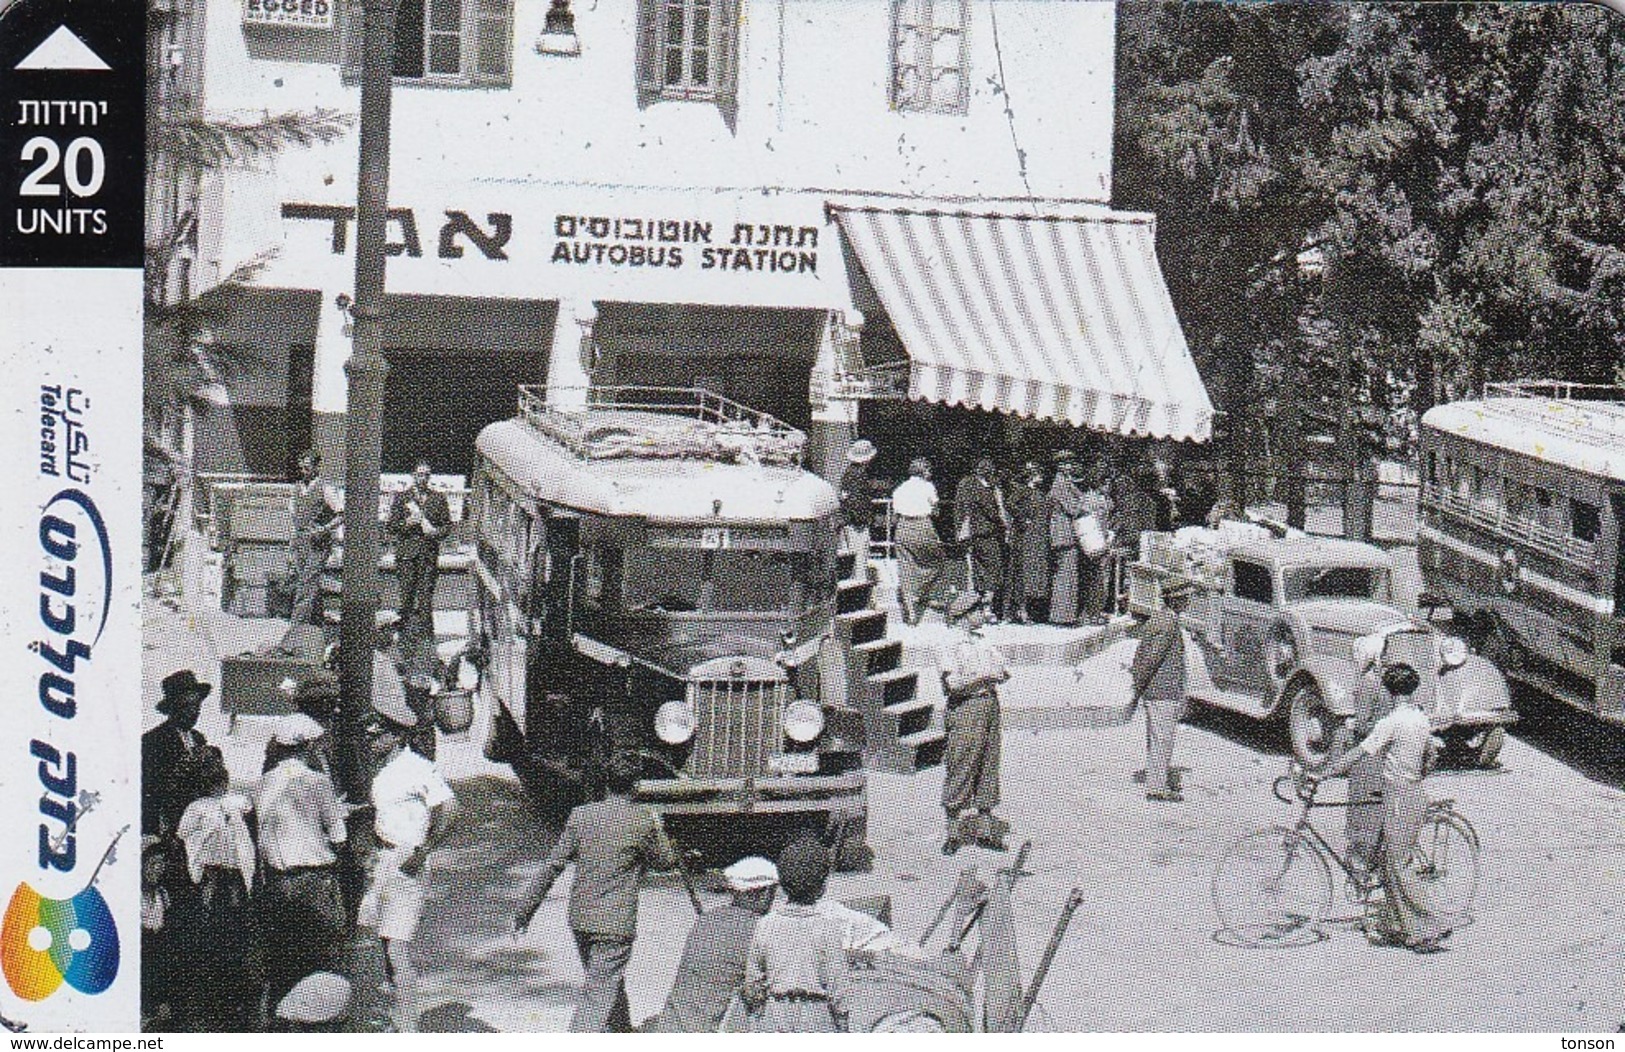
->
xmin=1281 ymin=565 xmax=1391 ymax=603
xmin=624 ymin=548 xmax=795 ymax=613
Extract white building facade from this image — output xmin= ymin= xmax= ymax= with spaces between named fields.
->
xmin=173 ymin=0 xmax=1212 ymax=479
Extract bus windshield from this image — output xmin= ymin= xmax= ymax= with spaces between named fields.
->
xmin=623 ymin=548 xmax=795 ymax=613
xmin=1281 ymin=565 xmax=1391 ymax=604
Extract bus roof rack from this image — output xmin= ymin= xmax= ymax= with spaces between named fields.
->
xmin=1474 ymin=379 xmax=1625 ymax=446
xmin=515 ymin=384 xmax=807 ymax=467
xmin=1482 ymin=380 xmax=1625 ymax=403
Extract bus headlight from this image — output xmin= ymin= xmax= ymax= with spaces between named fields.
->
xmin=1439 ymin=636 xmax=1469 ymax=671
xmin=654 ymin=701 xmax=697 ymax=745
xmin=783 ymin=700 xmax=825 ymax=743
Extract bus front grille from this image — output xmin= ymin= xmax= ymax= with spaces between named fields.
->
xmin=686 ymin=679 xmax=787 ymax=778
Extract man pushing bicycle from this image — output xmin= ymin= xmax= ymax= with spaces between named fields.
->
xmin=1309 ymin=663 xmax=1460 ymax=954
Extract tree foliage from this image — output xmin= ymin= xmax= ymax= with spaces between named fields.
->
xmin=1116 ymin=2 xmax=1625 ymax=470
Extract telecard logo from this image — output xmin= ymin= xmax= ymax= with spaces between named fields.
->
xmin=0 ymin=834 xmax=122 ymax=1001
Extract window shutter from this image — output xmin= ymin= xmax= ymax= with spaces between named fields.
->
xmin=889 ymin=0 xmax=923 ymax=110
xmin=636 ymin=0 xmax=665 ymax=107
xmin=340 ymin=0 xmax=363 ymax=80
xmin=469 ymin=0 xmax=512 ymax=85
xmin=715 ymin=0 xmax=741 ymax=124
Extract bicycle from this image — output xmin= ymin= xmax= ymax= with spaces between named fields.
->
xmin=1212 ymin=762 xmax=1480 ymax=948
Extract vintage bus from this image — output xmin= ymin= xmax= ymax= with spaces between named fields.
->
xmin=1418 ymin=381 xmax=1625 ymax=723
xmin=468 ymin=385 xmax=871 ymax=866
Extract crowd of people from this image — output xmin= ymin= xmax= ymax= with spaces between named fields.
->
xmin=139 ymin=435 xmax=1462 ymax=1033
xmin=140 ymin=627 xmax=451 ymax=1032
xmin=839 ymin=441 xmax=1213 ymax=628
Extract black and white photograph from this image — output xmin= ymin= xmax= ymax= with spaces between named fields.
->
xmin=4 ymin=0 xmax=1625 ymax=1037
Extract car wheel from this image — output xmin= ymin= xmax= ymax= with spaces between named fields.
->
xmin=1287 ymin=680 xmax=1344 ymax=772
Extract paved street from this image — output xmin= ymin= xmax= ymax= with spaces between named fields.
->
xmin=146 ymin=588 xmax=1625 ymax=1032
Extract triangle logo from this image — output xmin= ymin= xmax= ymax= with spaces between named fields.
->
xmin=15 ymin=26 xmax=112 ymax=71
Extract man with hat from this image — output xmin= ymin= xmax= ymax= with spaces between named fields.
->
xmin=1130 ymin=578 xmax=1194 ymax=802
xmin=358 ymin=707 xmax=458 ymax=1032
xmin=940 ymin=592 xmax=1012 ymax=854
xmin=143 ymin=669 xmax=213 ymax=837
xmin=838 ymin=439 xmax=877 ymax=580
xmin=257 ymin=713 xmax=350 ymax=1010
xmin=514 ymin=752 xmax=677 ymax=1032
xmin=645 ymin=856 xmax=779 ymax=1033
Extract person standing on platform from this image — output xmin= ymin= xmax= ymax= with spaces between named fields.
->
xmin=645 ymin=857 xmax=780 ymax=1033
xmin=1130 ymin=578 xmax=1192 ymax=802
xmin=514 ymin=753 xmax=677 ymax=1033
xmin=940 ymin=592 xmax=1012 ymax=854
xmin=289 ymin=450 xmax=341 ymax=625
xmin=143 ymin=669 xmax=212 ymax=837
xmin=954 ymin=457 xmax=1010 ymax=617
xmin=256 ymin=714 xmax=349 ymax=1012
xmin=359 ymin=711 xmax=458 ymax=1033
xmin=1047 ymin=453 xmax=1087 ymax=626
xmin=838 ymin=440 xmax=877 ymax=580
xmin=890 ymin=458 xmax=944 ymax=625
xmin=1078 ymin=464 xmax=1114 ymax=626
xmin=1004 ymin=461 xmax=1051 ymax=624
xmin=387 ymin=461 xmax=452 ymax=644
xmin=1109 ymin=467 xmax=1159 ymax=610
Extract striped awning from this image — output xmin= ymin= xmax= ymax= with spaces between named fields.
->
xmin=831 ymin=204 xmax=1214 ymax=442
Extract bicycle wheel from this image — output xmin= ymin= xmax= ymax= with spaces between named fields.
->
xmin=1213 ymin=826 xmax=1334 ymax=947
xmin=1410 ymin=808 xmax=1480 ymax=920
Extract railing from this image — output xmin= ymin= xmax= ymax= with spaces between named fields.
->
xmin=1480 ymin=380 xmax=1625 ymax=444
xmin=1422 ymin=483 xmax=1598 ymax=567
xmin=517 ymin=384 xmax=806 ymax=466
xmin=1484 ymin=380 xmax=1625 ymax=403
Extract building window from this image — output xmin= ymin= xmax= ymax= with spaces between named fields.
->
xmin=637 ymin=0 xmax=741 ymax=110
xmin=891 ymin=0 xmax=969 ymax=114
xmin=343 ymin=0 xmax=512 ymax=87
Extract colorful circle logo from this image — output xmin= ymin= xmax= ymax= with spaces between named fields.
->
xmin=1 ymin=883 xmax=119 ymax=1000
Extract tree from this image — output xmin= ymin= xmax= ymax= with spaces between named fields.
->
xmin=1116 ymin=2 xmax=1625 ymax=519
xmin=144 ymin=0 xmax=351 ymax=576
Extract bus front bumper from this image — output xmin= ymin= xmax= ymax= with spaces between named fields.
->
xmin=635 ymin=771 xmax=866 ymax=817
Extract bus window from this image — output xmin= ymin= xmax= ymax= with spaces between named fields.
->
xmin=1450 ymin=458 xmax=1471 ymax=500
xmin=1533 ymin=488 xmax=1565 ymax=534
xmin=1233 ymin=561 xmax=1273 ymax=604
xmin=1470 ymin=466 xmax=1501 ymax=518
xmin=1426 ymin=451 xmax=1438 ymax=489
xmin=1573 ymin=500 xmax=1601 ymax=544
xmin=1505 ymin=481 xmax=1530 ymax=523
xmin=623 ymin=548 xmax=793 ymax=613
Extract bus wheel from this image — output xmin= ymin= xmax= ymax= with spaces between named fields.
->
xmin=1449 ymin=725 xmax=1506 ymax=769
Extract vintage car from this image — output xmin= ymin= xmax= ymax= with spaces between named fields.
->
xmin=1128 ymin=529 xmax=1516 ymax=768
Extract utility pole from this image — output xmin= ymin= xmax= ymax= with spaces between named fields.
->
xmin=336 ymin=0 xmax=399 ymax=808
